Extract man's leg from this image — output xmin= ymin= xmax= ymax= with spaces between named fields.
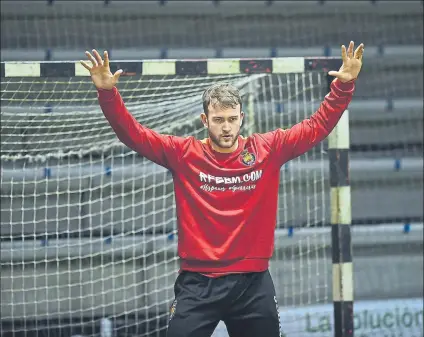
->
xmin=222 ymin=270 xmax=282 ymax=337
xmin=166 ymin=271 xmax=223 ymax=337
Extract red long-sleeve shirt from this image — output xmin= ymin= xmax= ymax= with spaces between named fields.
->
xmin=97 ymin=78 xmax=355 ymax=275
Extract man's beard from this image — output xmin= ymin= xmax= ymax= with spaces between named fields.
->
xmin=209 ymin=130 xmax=240 ymax=149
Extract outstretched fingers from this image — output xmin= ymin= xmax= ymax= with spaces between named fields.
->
xmin=347 ymin=41 xmax=354 ymax=58
xmin=92 ymin=49 xmax=103 ymax=66
xmin=354 ymin=43 xmax=365 ymax=60
xmin=103 ymin=50 xmax=110 ymax=68
xmin=85 ymin=51 xmax=98 ymax=67
xmin=341 ymin=45 xmax=348 ymax=63
xmin=113 ymin=69 xmax=123 ymax=80
xmin=80 ymin=60 xmax=92 ymax=71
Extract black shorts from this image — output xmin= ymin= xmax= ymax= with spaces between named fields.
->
xmin=166 ymin=269 xmax=282 ymax=337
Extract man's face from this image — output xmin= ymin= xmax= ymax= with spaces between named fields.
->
xmin=202 ymin=104 xmax=243 ymax=151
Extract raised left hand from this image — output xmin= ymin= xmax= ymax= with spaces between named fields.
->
xmin=329 ymin=41 xmax=364 ymax=83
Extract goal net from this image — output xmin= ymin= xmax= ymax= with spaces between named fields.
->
xmin=1 ymin=59 xmax=337 ymax=337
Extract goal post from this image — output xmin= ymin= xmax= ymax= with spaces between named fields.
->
xmin=0 ymin=56 xmax=422 ymax=337
xmin=327 ymin=79 xmax=353 ymax=337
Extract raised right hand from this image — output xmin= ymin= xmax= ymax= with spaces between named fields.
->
xmin=328 ymin=41 xmax=364 ymax=83
xmin=80 ymin=49 xmax=123 ymax=90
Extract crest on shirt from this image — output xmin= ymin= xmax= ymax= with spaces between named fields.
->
xmin=169 ymin=299 xmax=177 ymax=322
xmin=240 ymin=150 xmax=256 ymax=166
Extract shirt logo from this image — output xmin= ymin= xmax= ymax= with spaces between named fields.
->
xmin=199 ymin=170 xmax=263 ymax=193
xmin=240 ymin=150 xmax=256 ymax=166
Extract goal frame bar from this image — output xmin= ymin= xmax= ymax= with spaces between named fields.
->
xmin=1 ymin=56 xmax=353 ymax=337
xmin=1 ymin=56 xmax=342 ymax=77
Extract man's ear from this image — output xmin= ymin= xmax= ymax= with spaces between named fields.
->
xmin=240 ymin=111 xmax=245 ymax=127
xmin=200 ymin=112 xmax=208 ymax=128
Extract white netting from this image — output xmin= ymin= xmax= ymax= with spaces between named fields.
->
xmin=1 ymin=71 xmax=333 ymax=337
xmin=1 ymin=74 xmax=257 ymax=161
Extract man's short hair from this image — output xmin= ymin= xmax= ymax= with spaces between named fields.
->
xmin=202 ymin=82 xmax=242 ymax=115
